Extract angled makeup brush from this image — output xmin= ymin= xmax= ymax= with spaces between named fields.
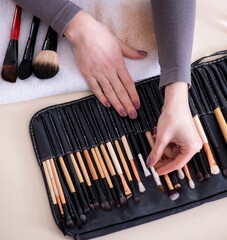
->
xmin=18 ymin=16 xmax=40 ymax=80
xmin=33 ymin=26 xmax=59 ymax=79
xmin=1 ymin=5 xmax=22 ymax=83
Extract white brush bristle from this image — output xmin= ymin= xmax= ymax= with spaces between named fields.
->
xmin=178 ymin=169 xmax=185 ymax=179
xmin=170 ymin=190 xmax=180 ymax=201
xmin=138 ymin=182 xmax=146 ymax=192
xmin=189 ymin=180 xmax=195 ymax=189
xmin=211 ymin=165 xmax=220 ymax=175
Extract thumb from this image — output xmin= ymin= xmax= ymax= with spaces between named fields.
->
xmin=120 ymin=42 xmax=147 ymax=59
xmin=146 ymin=138 xmax=169 ymax=167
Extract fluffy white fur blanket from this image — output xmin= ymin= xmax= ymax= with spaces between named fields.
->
xmin=0 ymin=0 xmax=159 ymax=105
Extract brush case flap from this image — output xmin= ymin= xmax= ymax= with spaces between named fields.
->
xmin=30 ymin=50 xmax=227 ymax=240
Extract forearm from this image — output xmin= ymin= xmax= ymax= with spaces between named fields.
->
xmin=12 ymin=0 xmax=81 ymax=35
xmin=151 ymin=0 xmax=196 ymax=87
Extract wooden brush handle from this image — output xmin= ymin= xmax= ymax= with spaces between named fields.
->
xmin=214 ymin=108 xmax=227 ymax=142
xmin=183 ymin=165 xmax=192 ymax=181
xmin=76 ymin=151 xmax=92 ymax=186
xmin=114 ymin=140 xmax=132 ymax=181
xmin=94 ymin=147 xmax=113 ymax=188
xmin=203 ymin=143 xmax=217 ymax=167
xmin=69 ymin=153 xmax=84 ymax=183
xmin=100 ymin=144 xmax=116 ymax=176
xmin=91 ymin=148 xmax=105 ymax=178
xmin=83 ymin=149 xmax=98 ymax=180
xmin=11 ymin=5 xmax=22 ymax=40
xmin=58 ymin=156 xmax=76 ymax=193
xmin=193 ymin=115 xmax=208 ymax=143
xmin=164 ymin=174 xmax=174 ymax=191
xmin=42 ymin=161 xmax=56 ymax=205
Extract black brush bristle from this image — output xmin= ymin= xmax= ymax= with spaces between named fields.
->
xmin=223 ymin=169 xmax=227 ymax=177
xmin=101 ymin=201 xmax=112 ymax=211
xmin=119 ymin=196 xmax=127 ymax=205
xmin=1 ymin=65 xmax=17 ymax=83
xmin=18 ymin=59 xmax=32 ymax=79
xmin=196 ymin=171 xmax=204 ymax=182
xmin=2 ymin=39 xmax=18 ymax=83
xmin=33 ymin=50 xmax=59 ymax=79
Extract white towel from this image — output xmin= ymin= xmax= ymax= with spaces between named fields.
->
xmin=0 ymin=0 xmax=159 ymax=105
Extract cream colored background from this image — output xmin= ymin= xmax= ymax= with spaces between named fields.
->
xmin=1 ymin=1 xmax=227 ymax=240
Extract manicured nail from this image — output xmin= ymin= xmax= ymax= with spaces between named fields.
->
xmin=104 ymin=100 xmax=111 ymax=108
xmin=147 ymin=156 xmax=155 ymax=167
xmin=153 ymin=127 xmax=157 ymax=135
xmin=137 ymin=50 xmax=148 ymax=56
xmin=129 ymin=110 xmax=137 ymax=119
xmin=133 ymin=100 xmax=140 ymax=110
xmin=119 ymin=108 xmax=127 ymax=117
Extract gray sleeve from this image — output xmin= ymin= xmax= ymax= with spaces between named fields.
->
xmin=151 ymin=0 xmax=196 ymax=87
xmin=12 ymin=0 xmax=81 ymax=36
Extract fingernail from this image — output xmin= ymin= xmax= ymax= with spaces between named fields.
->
xmin=153 ymin=127 xmax=157 ymax=135
xmin=104 ymin=100 xmax=111 ymax=108
xmin=119 ymin=108 xmax=127 ymax=117
xmin=137 ymin=50 xmax=148 ymax=56
xmin=147 ymin=156 xmax=155 ymax=167
xmin=129 ymin=110 xmax=137 ymax=119
xmin=133 ymin=100 xmax=140 ymax=110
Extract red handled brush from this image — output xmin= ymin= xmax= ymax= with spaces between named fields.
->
xmin=1 ymin=5 xmax=22 ymax=83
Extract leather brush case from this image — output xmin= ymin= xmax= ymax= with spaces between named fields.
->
xmin=30 ymin=50 xmax=227 ymax=240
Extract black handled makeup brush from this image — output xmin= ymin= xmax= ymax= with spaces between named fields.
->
xmin=18 ymin=16 xmax=40 ymax=80
xmin=1 ymin=5 xmax=22 ymax=83
xmin=33 ymin=26 xmax=59 ymax=79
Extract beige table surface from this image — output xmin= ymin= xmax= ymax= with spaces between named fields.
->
xmin=1 ymin=1 xmax=227 ymax=240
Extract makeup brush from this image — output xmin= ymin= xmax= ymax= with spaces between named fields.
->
xmin=192 ymin=156 xmax=204 ymax=182
xmin=18 ymin=16 xmax=40 ymax=80
xmin=58 ymin=108 xmax=99 ymax=209
xmin=164 ymin=174 xmax=180 ymax=201
xmin=169 ymin=172 xmax=181 ymax=190
xmin=33 ymin=26 xmax=59 ymax=79
xmin=193 ymin=70 xmax=227 ymax=142
xmin=183 ymin=165 xmax=195 ymax=189
xmin=1 ymin=5 xmax=22 ymax=83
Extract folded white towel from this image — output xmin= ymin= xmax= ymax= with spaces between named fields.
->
xmin=0 ymin=0 xmax=159 ymax=105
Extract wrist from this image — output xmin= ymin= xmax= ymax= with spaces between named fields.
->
xmin=162 ymin=82 xmax=189 ymax=112
xmin=64 ymin=10 xmax=91 ymax=44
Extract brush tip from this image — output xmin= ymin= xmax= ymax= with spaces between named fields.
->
xmin=80 ymin=214 xmax=87 ymax=224
xmin=1 ymin=65 xmax=17 ymax=83
xmin=33 ymin=50 xmax=59 ymax=79
xmin=157 ymin=184 xmax=165 ymax=192
xmin=169 ymin=190 xmax=180 ymax=201
xmin=109 ymin=199 xmax=116 ymax=208
xmin=188 ymin=180 xmax=195 ymax=189
xmin=119 ymin=196 xmax=127 ymax=205
xmin=205 ymin=173 xmax=210 ymax=180
xmin=211 ymin=165 xmax=220 ymax=175
xmin=93 ymin=201 xmax=100 ymax=210
xmin=18 ymin=59 xmax=33 ymax=80
xmin=177 ymin=169 xmax=185 ymax=179
xmin=65 ymin=218 xmax=75 ymax=229
xmin=223 ymin=169 xmax=227 ymax=177
xmin=138 ymin=182 xmax=146 ymax=193
xmin=101 ymin=201 xmax=112 ymax=211
xmin=133 ymin=195 xmax=140 ymax=203
xmin=89 ymin=203 xmax=95 ymax=211
xmin=196 ymin=172 xmax=204 ymax=181
xmin=174 ymin=183 xmax=181 ymax=190
xmin=84 ymin=207 xmax=91 ymax=214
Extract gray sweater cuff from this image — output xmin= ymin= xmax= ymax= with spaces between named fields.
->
xmin=51 ymin=2 xmax=81 ymax=36
xmin=12 ymin=0 xmax=81 ymax=36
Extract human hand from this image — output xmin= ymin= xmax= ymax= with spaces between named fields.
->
xmin=64 ymin=10 xmax=147 ymax=119
xmin=146 ymin=82 xmax=202 ymax=175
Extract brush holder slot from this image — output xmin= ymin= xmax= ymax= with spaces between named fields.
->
xmin=30 ymin=51 xmax=227 ymax=240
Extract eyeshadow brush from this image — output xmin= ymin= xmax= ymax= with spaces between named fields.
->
xmin=189 ymin=88 xmax=227 ymax=175
xmin=1 ymin=5 xmax=22 ymax=83
xmin=67 ymin=106 xmax=111 ymax=211
xmin=18 ymin=16 xmax=40 ymax=79
xmin=193 ymin=70 xmax=227 ymax=141
xmin=84 ymin=100 xmax=127 ymax=206
xmin=72 ymin=105 xmax=115 ymax=208
xmin=58 ymin=108 xmax=99 ymax=209
xmin=42 ymin=115 xmax=87 ymax=222
xmin=80 ymin=102 xmax=122 ymax=206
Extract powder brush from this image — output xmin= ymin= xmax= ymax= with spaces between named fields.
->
xmin=33 ymin=26 xmax=59 ymax=79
